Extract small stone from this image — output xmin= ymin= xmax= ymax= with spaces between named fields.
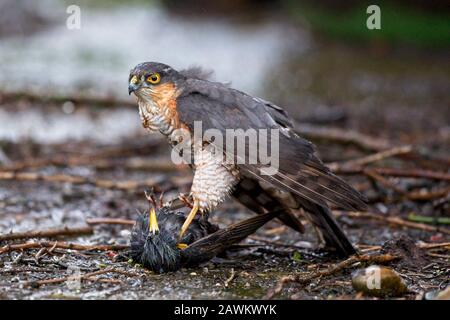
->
xmin=244 ymin=282 xmax=251 ymax=288
xmin=352 ymin=265 xmax=408 ymax=297
xmin=190 ymin=272 xmax=197 ymax=276
xmin=434 ymin=286 xmax=450 ymax=300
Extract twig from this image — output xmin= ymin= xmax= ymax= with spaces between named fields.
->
xmin=0 ymin=139 xmax=163 ymax=172
xmin=328 ymin=145 xmax=413 ymax=171
xmin=25 ymin=267 xmax=116 ymax=287
xmin=0 ymin=171 xmax=160 ymax=191
xmin=404 ymin=187 xmax=450 ymax=201
xmin=265 ymin=253 xmax=400 ymax=299
xmin=335 ymin=211 xmax=450 ymax=235
xmin=95 ymin=157 xmax=184 ymax=172
xmin=84 ymin=277 xmax=123 ymax=284
xmin=295 ymin=124 xmax=392 ymax=151
xmin=363 ymin=169 xmax=449 ymax=202
xmin=224 ymin=268 xmax=236 ymax=288
xmin=85 ymin=218 xmax=135 ymax=226
xmin=364 ymin=169 xmax=406 ymax=195
xmin=334 ymin=167 xmax=450 ymax=181
xmin=418 ymin=242 xmax=450 ymax=250
xmin=426 ymin=252 xmax=450 ymax=259
xmin=249 ymin=235 xmax=313 ymax=249
xmin=407 ymin=214 xmax=450 ymax=225
xmin=356 ymin=242 xmax=450 ymax=252
xmin=0 ymin=226 xmax=93 ymax=242
xmin=2 ymin=156 xmax=180 ymax=173
xmin=0 ymin=241 xmax=129 ymax=254
xmin=0 ymin=90 xmax=135 ymax=108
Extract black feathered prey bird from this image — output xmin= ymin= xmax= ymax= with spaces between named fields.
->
xmin=128 ymin=62 xmax=367 ymax=257
xmin=130 ymin=193 xmax=283 ymax=273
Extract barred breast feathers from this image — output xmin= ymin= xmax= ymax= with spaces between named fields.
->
xmin=137 ymin=82 xmax=182 ymax=137
xmin=191 ymin=147 xmax=240 ymax=212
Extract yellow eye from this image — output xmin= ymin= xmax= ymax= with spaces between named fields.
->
xmin=147 ymin=73 xmax=160 ymax=84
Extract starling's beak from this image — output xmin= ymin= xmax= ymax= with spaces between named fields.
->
xmin=149 ymin=207 xmax=159 ymax=235
xmin=128 ymin=75 xmax=139 ymax=95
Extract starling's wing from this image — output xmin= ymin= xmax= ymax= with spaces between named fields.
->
xmin=182 ymin=210 xmax=281 ymax=266
xmin=176 ymin=79 xmax=367 ymax=211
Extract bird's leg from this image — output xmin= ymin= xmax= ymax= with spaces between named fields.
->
xmin=163 ymin=193 xmax=192 ymax=210
xmin=178 ymin=193 xmax=194 ymax=209
xmin=179 ymin=199 xmax=199 ymax=239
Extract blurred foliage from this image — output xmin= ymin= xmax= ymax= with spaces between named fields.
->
xmin=283 ymin=0 xmax=450 ymax=48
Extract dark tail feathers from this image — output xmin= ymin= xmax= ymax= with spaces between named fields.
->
xmin=300 ymin=201 xmax=357 ymax=257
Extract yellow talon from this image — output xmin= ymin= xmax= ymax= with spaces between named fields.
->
xmin=179 ymin=199 xmax=199 ymax=239
xmin=177 ymin=243 xmax=188 ymax=250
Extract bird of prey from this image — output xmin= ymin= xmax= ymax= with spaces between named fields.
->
xmin=130 ymin=192 xmax=284 ymax=273
xmin=128 ymin=62 xmax=367 ymax=257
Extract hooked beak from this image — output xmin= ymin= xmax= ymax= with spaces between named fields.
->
xmin=128 ymin=75 xmax=139 ymax=95
xmin=149 ymin=207 xmax=159 ymax=235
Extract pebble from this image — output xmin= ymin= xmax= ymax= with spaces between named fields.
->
xmin=352 ymin=265 xmax=408 ymax=297
xmin=425 ymin=286 xmax=450 ymax=300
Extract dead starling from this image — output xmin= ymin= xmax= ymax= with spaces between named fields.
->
xmin=130 ymin=192 xmax=282 ymax=273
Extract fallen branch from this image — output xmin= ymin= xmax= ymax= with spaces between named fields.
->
xmin=0 ymin=241 xmax=128 ymax=254
xmin=328 ymin=145 xmax=413 ymax=171
xmin=94 ymin=157 xmax=184 ymax=172
xmin=418 ymin=242 xmax=450 ymax=250
xmin=86 ymin=218 xmax=135 ymax=226
xmin=361 ymin=169 xmax=448 ymax=202
xmin=25 ymin=267 xmax=113 ymax=287
xmin=249 ymin=235 xmax=313 ymax=250
xmin=265 ymin=253 xmax=400 ymax=299
xmin=295 ymin=124 xmax=392 ymax=152
xmin=335 ymin=211 xmax=450 ymax=235
xmin=0 ymin=139 xmax=163 ymax=172
xmin=0 ymin=226 xmax=93 ymax=242
xmin=404 ymin=187 xmax=450 ymax=201
xmin=357 ymin=242 xmax=450 ymax=252
xmin=0 ymin=90 xmax=135 ymax=109
xmin=334 ymin=167 xmax=450 ymax=181
xmin=364 ymin=169 xmax=406 ymax=195
xmin=407 ymin=214 xmax=450 ymax=225
xmin=0 ymin=171 xmax=160 ymax=191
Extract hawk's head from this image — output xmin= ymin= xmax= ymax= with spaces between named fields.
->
xmin=128 ymin=62 xmax=184 ymax=98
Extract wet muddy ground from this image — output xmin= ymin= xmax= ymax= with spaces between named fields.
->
xmin=0 ymin=99 xmax=448 ymax=300
xmin=0 ymin=1 xmax=449 ymax=300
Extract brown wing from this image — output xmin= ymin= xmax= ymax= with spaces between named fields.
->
xmin=176 ymin=78 xmax=367 ymax=211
